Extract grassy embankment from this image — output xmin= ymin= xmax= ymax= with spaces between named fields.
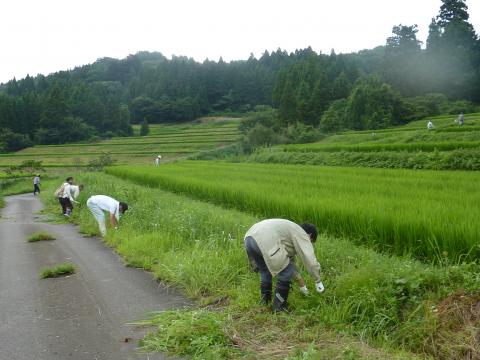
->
xmin=0 ymin=177 xmax=35 ymax=208
xmin=251 ymin=113 xmax=480 ymax=170
xmin=37 ymin=170 xmax=480 ymax=359
xmin=0 ymin=119 xmax=240 ymax=168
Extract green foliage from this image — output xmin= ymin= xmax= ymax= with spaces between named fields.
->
xmin=239 ymin=107 xmax=321 ymax=151
xmin=139 ymin=311 xmax=236 ymax=359
xmin=87 ymin=152 xmax=116 ymax=171
xmin=28 ymin=231 xmax=56 ymax=242
xmin=40 ymin=263 xmax=76 ymax=278
xmin=0 ymin=177 xmax=34 ymax=198
xmin=345 ymin=76 xmax=405 ymax=130
xmin=320 ymin=99 xmax=348 ymax=132
xmin=0 ymin=129 xmax=33 ymax=152
xmin=249 ymin=147 xmax=480 ymax=171
xmin=139 ymin=119 xmax=149 ymax=136
xmin=189 ymin=144 xmax=244 ymax=160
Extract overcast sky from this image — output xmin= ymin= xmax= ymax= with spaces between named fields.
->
xmin=1 ymin=0 xmax=479 ymax=84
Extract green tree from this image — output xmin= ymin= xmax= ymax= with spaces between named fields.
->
xmin=140 ymin=119 xmax=150 ymax=136
xmin=346 ymin=76 xmax=405 ymax=130
xmin=383 ymin=24 xmax=423 ymax=96
xmin=40 ymin=82 xmax=70 ymax=129
xmin=320 ymin=99 xmax=348 ymax=132
xmin=426 ymin=0 xmax=479 ymax=99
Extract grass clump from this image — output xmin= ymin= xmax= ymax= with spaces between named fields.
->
xmin=28 ymin=231 xmax=56 ymax=242
xmin=40 ymin=263 xmax=76 ymax=278
xmin=139 ymin=310 xmax=239 ymax=359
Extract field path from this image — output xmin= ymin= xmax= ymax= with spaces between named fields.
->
xmin=0 ymin=194 xmax=187 ymax=360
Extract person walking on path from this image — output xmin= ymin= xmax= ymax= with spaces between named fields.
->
xmin=244 ymin=219 xmax=324 ymax=312
xmin=86 ymin=195 xmax=128 ymax=237
xmin=33 ymin=175 xmax=41 ymax=195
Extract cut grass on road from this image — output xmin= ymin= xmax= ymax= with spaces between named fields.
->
xmin=28 ymin=231 xmax=56 ymax=242
xmin=40 ymin=263 xmax=76 ymax=279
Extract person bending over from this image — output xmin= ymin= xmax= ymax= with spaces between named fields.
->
xmin=86 ymin=195 xmax=128 ymax=237
xmin=244 ymin=219 xmax=324 ymax=312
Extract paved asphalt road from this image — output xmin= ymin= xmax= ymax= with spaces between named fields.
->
xmin=0 ymin=194 xmax=188 ymax=360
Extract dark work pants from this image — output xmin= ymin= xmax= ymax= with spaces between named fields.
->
xmin=244 ymin=236 xmax=295 ymax=285
xmin=33 ymin=184 xmax=40 ymax=195
xmin=59 ymin=198 xmax=73 ymax=215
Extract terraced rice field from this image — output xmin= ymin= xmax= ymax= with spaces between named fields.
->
xmin=0 ymin=119 xmax=240 ymax=167
xmin=280 ymin=113 xmax=480 ymax=153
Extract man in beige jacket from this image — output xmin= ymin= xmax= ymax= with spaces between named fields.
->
xmin=244 ymin=219 xmax=324 ymax=312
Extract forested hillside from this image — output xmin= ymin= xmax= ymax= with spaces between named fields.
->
xmin=0 ymin=0 xmax=478 ymax=151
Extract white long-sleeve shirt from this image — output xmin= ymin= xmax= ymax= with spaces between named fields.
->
xmin=60 ymin=184 xmax=81 ymax=201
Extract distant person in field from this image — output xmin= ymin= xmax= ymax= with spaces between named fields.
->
xmin=155 ymin=155 xmax=162 ymax=166
xmin=457 ymin=112 xmax=464 ymax=126
xmin=33 ymin=174 xmax=41 ymax=195
xmin=427 ymin=121 xmax=434 ymax=131
xmin=244 ymin=219 xmax=324 ymax=312
xmin=86 ymin=195 xmax=128 ymax=237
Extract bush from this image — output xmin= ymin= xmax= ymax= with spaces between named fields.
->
xmin=0 ymin=129 xmax=33 ymax=152
xmin=87 ymin=152 xmax=116 ymax=170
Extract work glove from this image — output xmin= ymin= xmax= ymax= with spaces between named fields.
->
xmin=315 ymin=281 xmax=325 ymax=293
xmin=299 ymin=285 xmax=309 ymax=296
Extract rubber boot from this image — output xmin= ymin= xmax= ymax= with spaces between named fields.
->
xmin=272 ymin=282 xmax=290 ymax=313
xmin=260 ymin=282 xmax=272 ymax=305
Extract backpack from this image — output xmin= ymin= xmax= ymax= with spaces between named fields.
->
xmin=54 ymin=184 xmax=66 ymax=198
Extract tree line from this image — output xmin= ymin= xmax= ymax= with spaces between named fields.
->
xmin=0 ymin=0 xmax=478 ymax=151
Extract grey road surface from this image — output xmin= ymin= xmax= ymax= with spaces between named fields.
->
xmin=0 ymin=194 xmax=188 ymax=360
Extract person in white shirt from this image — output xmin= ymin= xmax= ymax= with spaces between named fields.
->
xmin=61 ymin=182 xmax=84 ymax=217
xmin=86 ymin=195 xmax=128 ymax=237
xmin=55 ymin=177 xmax=83 ymax=216
xmin=33 ymin=175 xmax=41 ymax=195
xmin=57 ymin=177 xmax=74 ymax=216
xmin=427 ymin=121 xmax=434 ymax=130
xmin=155 ymin=155 xmax=162 ymax=166
xmin=457 ymin=112 xmax=464 ymax=126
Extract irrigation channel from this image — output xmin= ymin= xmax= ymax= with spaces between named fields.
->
xmin=0 ymin=194 xmax=188 ymax=360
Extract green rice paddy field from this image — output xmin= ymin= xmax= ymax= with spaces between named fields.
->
xmin=0 ymin=119 xmax=240 ymax=167
xmin=107 ymin=162 xmax=480 ymax=263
